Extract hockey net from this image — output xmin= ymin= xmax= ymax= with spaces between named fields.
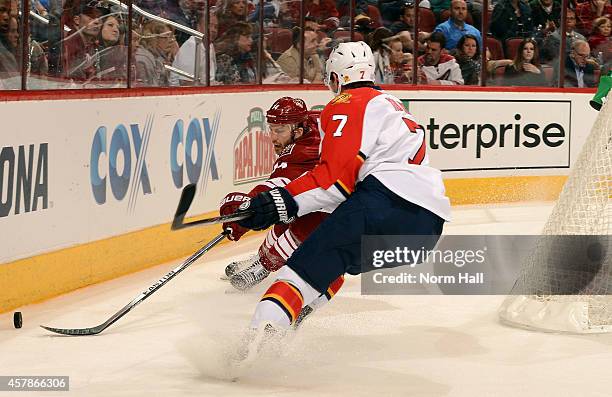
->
xmin=498 ymin=97 xmax=612 ymax=333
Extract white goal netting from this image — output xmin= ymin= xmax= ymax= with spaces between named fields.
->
xmin=499 ymin=97 xmax=612 ymax=333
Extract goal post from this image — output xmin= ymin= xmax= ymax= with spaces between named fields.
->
xmin=498 ymin=94 xmax=612 ymax=333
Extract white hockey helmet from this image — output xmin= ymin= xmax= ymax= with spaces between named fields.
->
xmin=325 ymin=41 xmax=375 ymax=95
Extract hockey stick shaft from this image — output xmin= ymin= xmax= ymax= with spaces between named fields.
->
xmin=171 ymin=183 xmax=253 ymax=230
xmin=41 ymin=232 xmax=228 ymax=336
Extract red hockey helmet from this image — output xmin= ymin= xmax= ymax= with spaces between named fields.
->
xmin=266 ymin=97 xmax=309 ymax=125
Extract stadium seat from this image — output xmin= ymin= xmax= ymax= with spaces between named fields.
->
xmin=505 ymin=37 xmax=523 ymax=60
xmin=486 ymin=36 xmax=503 ymax=60
xmin=418 ymin=7 xmax=436 ymax=33
xmin=266 ymin=27 xmax=293 ymax=57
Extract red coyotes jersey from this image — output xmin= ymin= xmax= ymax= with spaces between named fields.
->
xmin=248 ymin=133 xmax=321 ymax=197
xmin=285 ymin=87 xmax=451 ymax=221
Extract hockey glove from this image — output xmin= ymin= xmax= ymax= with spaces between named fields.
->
xmin=237 ymin=187 xmax=298 ymax=231
xmin=219 ymin=192 xmax=251 ymax=241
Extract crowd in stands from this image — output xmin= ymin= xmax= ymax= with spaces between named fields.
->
xmin=0 ymin=0 xmax=610 ymax=88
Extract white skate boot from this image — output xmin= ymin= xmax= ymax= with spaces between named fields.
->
xmin=222 ymin=254 xmax=259 ymax=280
xmin=230 ymin=259 xmax=270 ymax=291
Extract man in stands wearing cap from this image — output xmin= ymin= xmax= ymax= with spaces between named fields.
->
xmin=62 ymin=0 xmax=103 ymax=80
xmin=219 ymin=96 xmax=344 ymax=325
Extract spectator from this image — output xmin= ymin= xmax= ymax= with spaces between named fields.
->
xmin=450 ymin=33 xmax=481 ymax=84
xmin=171 ymin=12 xmax=218 ymax=85
xmin=557 ymin=39 xmax=599 ymax=87
xmin=433 ymin=0 xmax=482 ymax=50
xmin=261 ymin=33 xmax=299 ymax=83
xmin=502 ymin=37 xmax=547 ymax=86
xmin=215 ymin=22 xmax=256 ymax=84
xmin=588 ymin=16 xmax=612 ymax=56
xmin=165 ymin=0 xmax=206 ymax=44
xmin=490 ymin=0 xmax=534 ymax=43
xmin=485 ymin=47 xmax=513 ymax=78
xmin=97 ymin=13 xmax=128 ymax=82
xmin=285 ymin=0 xmax=340 ymax=33
xmin=540 ymin=8 xmax=586 ymax=62
xmin=4 ymin=11 xmax=16 ymax=50
xmin=337 ymin=0 xmax=376 ymax=31
xmin=217 ymin=0 xmax=248 ymax=38
xmin=528 ymin=0 xmax=561 ymax=30
xmin=417 ymin=31 xmax=464 ymax=84
xmin=370 ymin=27 xmax=395 ymax=83
xmin=376 ymin=34 xmax=413 ymax=83
xmin=3 ymin=15 xmax=47 ymax=77
xmin=277 ymin=27 xmax=324 ymax=83
xmin=136 ymin=0 xmax=168 ymax=17
xmin=62 ymin=1 xmax=103 ymax=80
xmin=390 ymin=2 xmax=415 ymax=34
xmin=430 ymin=0 xmax=451 ymax=20
xmin=389 ymin=3 xmax=428 ymax=51
xmin=380 ymin=0 xmax=412 ymax=25
xmin=135 ymin=20 xmax=174 ymax=86
xmin=576 ymin=0 xmax=612 ymax=35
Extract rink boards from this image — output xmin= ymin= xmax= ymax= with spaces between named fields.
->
xmin=0 ymin=87 xmax=598 ymax=312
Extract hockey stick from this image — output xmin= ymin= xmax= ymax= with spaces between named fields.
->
xmin=40 ymin=231 xmax=228 ymax=336
xmin=171 ymin=183 xmax=253 ymax=230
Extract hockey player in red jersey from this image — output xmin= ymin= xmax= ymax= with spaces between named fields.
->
xmin=234 ymin=41 xmax=451 ymax=335
xmin=219 ymin=97 xmax=344 ymax=313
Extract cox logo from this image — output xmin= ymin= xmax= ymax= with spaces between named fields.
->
xmin=90 ymin=115 xmax=153 ymax=209
xmin=170 ymin=114 xmax=220 ymax=190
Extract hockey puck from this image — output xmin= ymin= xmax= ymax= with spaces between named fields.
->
xmin=13 ymin=312 xmax=22 ymax=329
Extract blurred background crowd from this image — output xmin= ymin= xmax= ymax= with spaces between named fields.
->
xmin=0 ymin=0 xmax=607 ymax=89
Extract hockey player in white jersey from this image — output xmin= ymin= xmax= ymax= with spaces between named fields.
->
xmin=234 ymin=41 xmax=451 ymax=341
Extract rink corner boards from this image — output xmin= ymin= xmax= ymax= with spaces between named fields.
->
xmin=0 ymin=175 xmax=565 ymax=314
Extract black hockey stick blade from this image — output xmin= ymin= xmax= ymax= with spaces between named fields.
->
xmin=172 ymin=183 xmax=197 ymax=230
xmin=40 ymin=325 xmax=105 ymax=336
xmin=172 ymin=211 xmax=254 ymax=230
xmin=40 ymin=232 xmax=228 ymax=336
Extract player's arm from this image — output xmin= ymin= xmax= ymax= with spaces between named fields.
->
xmin=284 ymin=103 xmax=367 ymax=216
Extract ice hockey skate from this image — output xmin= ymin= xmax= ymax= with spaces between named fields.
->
xmin=221 ymin=254 xmax=259 ymax=280
xmin=230 ymin=259 xmax=271 ymax=291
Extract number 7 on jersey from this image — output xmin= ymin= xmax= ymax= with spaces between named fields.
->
xmin=331 ymin=115 xmax=348 ymax=137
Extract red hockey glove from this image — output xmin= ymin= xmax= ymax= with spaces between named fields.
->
xmin=219 ymin=192 xmax=251 ymax=241
xmin=237 ymin=187 xmax=298 ymax=231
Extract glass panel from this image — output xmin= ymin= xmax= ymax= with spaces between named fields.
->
xmin=487 ymin=0 xmax=550 ymax=88
xmin=27 ymin=0 xmax=129 ymax=89
xmin=214 ymin=0 xmax=258 ymax=85
xmin=0 ymin=0 xmax=21 ymax=89
xmin=132 ymin=14 xmax=176 ymax=87
xmin=168 ymin=6 xmax=215 ymax=86
xmin=261 ymin=0 xmax=301 ymax=84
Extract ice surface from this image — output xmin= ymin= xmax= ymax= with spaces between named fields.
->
xmin=2 ymin=203 xmax=612 ymax=396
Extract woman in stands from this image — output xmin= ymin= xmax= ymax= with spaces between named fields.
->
xmin=134 ymin=20 xmax=175 ymax=86
xmin=215 ymin=22 xmax=257 ymax=85
xmin=217 ymin=0 xmax=248 ymax=38
xmin=369 ymin=27 xmax=411 ymax=84
xmin=97 ymin=13 xmax=128 ymax=83
xmin=451 ymin=34 xmax=481 ymax=85
xmin=588 ymin=16 xmax=612 ymax=59
xmin=502 ymin=37 xmax=548 ymax=87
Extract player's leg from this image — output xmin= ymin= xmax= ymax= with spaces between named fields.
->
xmin=223 ymin=222 xmax=288 ymax=280
xmin=229 ymin=212 xmax=327 ymax=290
xmin=249 ymin=175 xmax=445 ymax=330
